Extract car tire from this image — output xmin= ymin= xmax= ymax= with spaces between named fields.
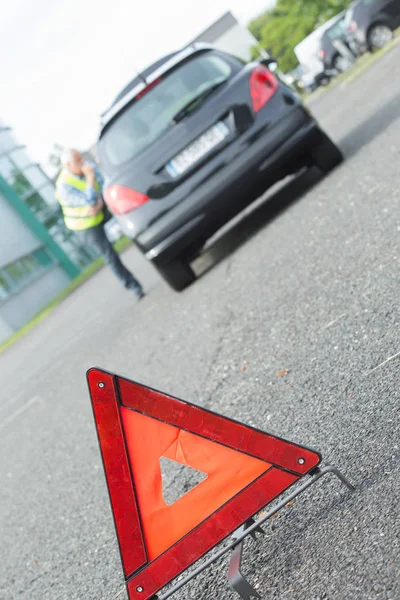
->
xmin=156 ymin=259 xmax=196 ymax=291
xmin=315 ymin=73 xmax=330 ymax=87
xmin=311 ymin=130 xmax=343 ymax=174
xmin=367 ymin=24 xmax=393 ymax=50
xmin=333 ymin=54 xmax=353 ymax=73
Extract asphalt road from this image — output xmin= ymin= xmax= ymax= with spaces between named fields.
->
xmin=1 ymin=45 xmax=399 ymax=600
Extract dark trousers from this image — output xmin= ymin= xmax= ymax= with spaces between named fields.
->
xmin=76 ymin=224 xmax=142 ymax=290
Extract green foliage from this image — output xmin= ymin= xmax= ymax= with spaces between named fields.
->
xmin=250 ymin=45 xmax=263 ymax=60
xmin=249 ymin=0 xmax=353 ymax=73
xmin=248 ymin=10 xmax=272 ymax=41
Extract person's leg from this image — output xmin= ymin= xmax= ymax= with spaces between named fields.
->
xmin=78 ymin=226 xmax=144 ymax=295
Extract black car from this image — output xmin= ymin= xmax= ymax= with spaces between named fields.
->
xmin=319 ymin=15 xmax=358 ymax=72
xmin=98 ymin=45 xmax=342 ymax=291
xmin=345 ymin=0 xmax=400 ymax=52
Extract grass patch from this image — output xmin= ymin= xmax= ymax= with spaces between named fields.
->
xmin=0 ymin=236 xmax=132 ymax=355
xmin=114 ymin=236 xmax=132 ymax=253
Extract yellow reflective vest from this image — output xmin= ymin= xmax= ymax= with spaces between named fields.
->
xmin=56 ymin=170 xmax=104 ymax=231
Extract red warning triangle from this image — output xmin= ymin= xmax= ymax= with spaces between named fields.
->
xmin=121 ymin=407 xmax=270 ymax=560
xmin=87 ymin=368 xmax=321 ymax=600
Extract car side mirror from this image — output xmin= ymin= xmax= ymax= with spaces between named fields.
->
xmin=259 ymin=57 xmax=278 ymax=72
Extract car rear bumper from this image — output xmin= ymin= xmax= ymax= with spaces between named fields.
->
xmin=134 ymin=107 xmax=320 ymax=264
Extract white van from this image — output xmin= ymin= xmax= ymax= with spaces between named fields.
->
xmin=294 ymin=13 xmax=345 ymax=90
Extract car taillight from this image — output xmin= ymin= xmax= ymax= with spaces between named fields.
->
xmin=104 ymin=185 xmax=149 ymax=215
xmin=318 ymin=48 xmax=326 ymax=59
xmin=349 ymin=21 xmax=357 ymax=32
xmin=249 ymin=66 xmax=278 ymax=112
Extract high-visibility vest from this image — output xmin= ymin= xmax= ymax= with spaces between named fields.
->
xmin=56 ymin=170 xmax=104 ymax=231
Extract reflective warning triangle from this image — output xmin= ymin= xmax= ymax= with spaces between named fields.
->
xmin=87 ymin=368 xmax=321 ymax=600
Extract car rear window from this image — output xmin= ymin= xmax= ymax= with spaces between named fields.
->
xmin=101 ymin=53 xmax=234 ymax=167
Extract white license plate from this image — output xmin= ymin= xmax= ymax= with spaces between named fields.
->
xmin=166 ymin=122 xmax=229 ymax=177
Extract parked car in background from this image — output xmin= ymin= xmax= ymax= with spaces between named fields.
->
xmin=302 ymin=69 xmax=332 ymax=94
xmin=318 ymin=14 xmax=358 ymax=72
xmin=98 ymin=44 xmax=342 ymax=291
xmin=286 ymin=65 xmax=331 ymax=94
xmin=285 ymin=65 xmax=307 ymax=92
xmin=294 ymin=13 xmax=350 ymax=93
xmin=345 ymin=0 xmax=400 ymax=52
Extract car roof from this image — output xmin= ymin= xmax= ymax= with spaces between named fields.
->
xmin=100 ymin=43 xmax=213 ymax=131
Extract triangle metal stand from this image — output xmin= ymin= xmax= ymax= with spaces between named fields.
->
xmin=228 ymin=518 xmax=265 ymax=599
xmin=226 ymin=465 xmax=355 ymax=599
xmin=151 ymin=465 xmax=355 ymax=600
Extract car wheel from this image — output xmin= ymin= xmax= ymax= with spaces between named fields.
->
xmin=156 ymin=259 xmax=196 ymax=291
xmin=311 ymin=130 xmax=343 ymax=174
xmin=333 ymin=54 xmax=353 ymax=73
xmin=367 ymin=24 xmax=392 ymax=50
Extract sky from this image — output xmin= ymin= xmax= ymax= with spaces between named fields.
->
xmin=0 ymin=0 xmax=275 ymax=171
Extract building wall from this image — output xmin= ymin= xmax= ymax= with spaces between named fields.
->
xmin=189 ymin=11 xmax=264 ymax=63
xmin=0 ymin=123 xmax=100 ymax=344
xmin=213 ymin=24 xmax=261 ymax=62
xmin=0 ymin=124 xmax=96 ymax=273
xmin=0 ymin=267 xmax=69 ymax=335
xmin=0 ymin=187 xmax=70 ymax=343
xmin=190 ymin=11 xmax=238 ymax=43
xmin=0 ymin=191 xmax=41 ymax=267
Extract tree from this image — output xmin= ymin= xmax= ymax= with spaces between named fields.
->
xmin=249 ymin=10 xmax=273 ymax=41
xmin=249 ymin=0 xmax=353 ymax=73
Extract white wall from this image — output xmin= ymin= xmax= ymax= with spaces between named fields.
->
xmin=214 ymin=24 xmax=263 ymax=62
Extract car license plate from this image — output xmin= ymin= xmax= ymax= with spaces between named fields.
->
xmin=166 ymin=122 xmax=229 ymax=177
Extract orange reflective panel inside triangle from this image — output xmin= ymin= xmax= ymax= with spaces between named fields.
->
xmin=120 ymin=407 xmax=271 ymax=560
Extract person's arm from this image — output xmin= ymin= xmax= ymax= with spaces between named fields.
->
xmin=86 ymin=198 xmax=103 ymax=216
xmin=57 ymin=166 xmax=103 ymax=212
xmin=81 ymin=164 xmax=99 ymax=206
xmin=81 ymin=164 xmax=104 ymax=215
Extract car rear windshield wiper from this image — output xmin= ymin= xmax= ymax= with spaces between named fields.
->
xmin=171 ymin=80 xmax=228 ymax=124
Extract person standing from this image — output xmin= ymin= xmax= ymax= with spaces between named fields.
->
xmin=56 ymin=149 xmax=144 ymax=299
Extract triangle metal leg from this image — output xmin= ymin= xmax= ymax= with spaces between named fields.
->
xmin=226 ymin=466 xmax=354 ymax=600
xmin=228 ymin=520 xmax=264 ymax=599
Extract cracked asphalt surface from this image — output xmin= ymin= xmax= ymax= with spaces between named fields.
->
xmin=1 ymin=44 xmax=399 ymax=600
